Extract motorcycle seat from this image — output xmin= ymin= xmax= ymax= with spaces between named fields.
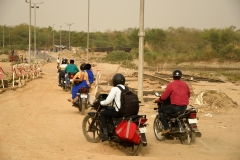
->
xmin=167 ymin=110 xmax=185 ymax=118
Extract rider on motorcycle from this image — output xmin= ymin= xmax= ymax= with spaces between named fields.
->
xmin=68 ymin=63 xmax=94 ymax=104
xmin=64 ymin=59 xmax=79 ymax=86
xmin=154 ymin=70 xmax=191 ymax=135
xmin=98 ymin=73 xmax=125 ymax=141
xmin=58 ymin=59 xmax=68 ymax=86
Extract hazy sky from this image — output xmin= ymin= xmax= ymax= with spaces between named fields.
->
xmin=0 ymin=0 xmax=240 ymax=32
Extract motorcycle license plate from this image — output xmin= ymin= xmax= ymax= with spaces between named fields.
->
xmin=80 ymin=94 xmax=88 ymax=98
xmin=188 ymin=119 xmax=198 ymax=124
xmin=139 ymin=127 xmax=147 ymax=133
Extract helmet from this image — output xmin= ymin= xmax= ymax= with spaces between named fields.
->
xmin=62 ymin=59 xmax=68 ymax=64
xmin=80 ymin=63 xmax=86 ymax=70
xmin=112 ymin=73 xmax=125 ymax=86
xmin=172 ymin=70 xmax=182 ymax=79
xmin=70 ymin=59 xmax=74 ymax=64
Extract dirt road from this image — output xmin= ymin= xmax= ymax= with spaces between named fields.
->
xmin=0 ymin=61 xmax=240 ymax=160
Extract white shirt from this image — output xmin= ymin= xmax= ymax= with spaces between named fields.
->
xmin=100 ymin=84 xmax=125 ymax=112
xmin=59 ymin=64 xmax=67 ymax=71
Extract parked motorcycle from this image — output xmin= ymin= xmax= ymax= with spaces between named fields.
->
xmin=82 ymin=93 xmax=148 ymax=156
xmin=76 ymin=87 xmax=90 ymax=115
xmin=153 ymin=92 xmax=201 ymax=145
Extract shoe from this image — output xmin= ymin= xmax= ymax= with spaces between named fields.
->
xmin=67 ymin=98 xmax=73 ymax=103
xmin=58 ymin=84 xmax=61 ymax=86
xmin=99 ymin=128 xmax=108 ymax=141
xmin=99 ymin=133 xmax=108 ymax=141
xmin=161 ymin=129 xmax=170 ymax=135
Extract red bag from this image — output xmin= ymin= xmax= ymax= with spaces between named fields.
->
xmin=115 ymin=120 xmax=141 ymax=144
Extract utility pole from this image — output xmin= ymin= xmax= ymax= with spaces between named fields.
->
xmin=26 ymin=0 xmax=32 ymax=64
xmin=53 ymin=24 xmax=55 ymax=51
xmin=87 ymin=0 xmax=90 ymax=62
xmin=64 ymin=22 xmax=74 ymax=51
xmin=60 ymin=26 xmax=62 ymax=55
xmin=138 ymin=0 xmax=145 ymax=103
xmin=2 ymin=25 xmax=4 ymax=53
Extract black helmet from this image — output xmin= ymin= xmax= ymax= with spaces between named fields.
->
xmin=62 ymin=59 xmax=68 ymax=64
xmin=112 ymin=73 xmax=125 ymax=86
xmin=172 ymin=70 xmax=182 ymax=79
xmin=70 ymin=59 xmax=74 ymax=64
xmin=80 ymin=63 xmax=86 ymax=70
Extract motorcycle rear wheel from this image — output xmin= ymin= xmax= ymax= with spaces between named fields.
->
xmin=121 ymin=142 xmax=143 ymax=156
xmin=153 ymin=116 xmax=165 ymax=141
xmin=82 ymin=115 xmax=101 ymax=143
xmin=78 ymin=101 xmax=86 ymax=115
xmin=179 ymin=122 xmax=194 ymax=145
xmin=64 ymin=83 xmax=68 ymax=92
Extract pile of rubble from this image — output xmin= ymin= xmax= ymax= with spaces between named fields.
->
xmin=194 ymin=90 xmax=238 ymax=113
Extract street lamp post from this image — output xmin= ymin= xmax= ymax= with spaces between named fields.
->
xmin=60 ymin=26 xmax=62 ymax=54
xmin=53 ymin=24 xmax=55 ymax=51
xmin=64 ymin=22 xmax=74 ymax=51
xmin=25 ymin=0 xmax=32 ymax=64
xmin=87 ymin=0 xmax=90 ymax=62
xmin=31 ymin=2 xmax=44 ymax=61
xmin=2 ymin=25 xmax=4 ymax=53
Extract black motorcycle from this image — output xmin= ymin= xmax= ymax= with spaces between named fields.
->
xmin=82 ymin=94 xmax=148 ymax=156
xmin=153 ymin=92 xmax=201 ymax=145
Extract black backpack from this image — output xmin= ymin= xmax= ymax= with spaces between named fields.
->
xmin=115 ymin=86 xmax=140 ymax=117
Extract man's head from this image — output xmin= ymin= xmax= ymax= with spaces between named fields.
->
xmin=85 ymin=63 xmax=91 ymax=70
xmin=70 ymin=59 xmax=74 ymax=64
xmin=112 ymin=73 xmax=125 ymax=86
xmin=172 ymin=70 xmax=182 ymax=80
xmin=62 ymin=59 xmax=68 ymax=64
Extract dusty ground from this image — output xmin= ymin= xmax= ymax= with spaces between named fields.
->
xmin=0 ymin=52 xmax=240 ymax=160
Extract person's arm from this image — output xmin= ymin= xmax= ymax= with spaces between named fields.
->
xmin=160 ymin=84 xmax=172 ymax=101
xmin=100 ymin=87 xmax=117 ymax=106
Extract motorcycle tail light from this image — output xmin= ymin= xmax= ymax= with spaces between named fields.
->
xmin=189 ymin=112 xmax=196 ymax=118
xmin=140 ymin=118 xmax=148 ymax=124
xmin=79 ymin=88 xmax=89 ymax=94
xmin=70 ymin=75 xmax=74 ymax=79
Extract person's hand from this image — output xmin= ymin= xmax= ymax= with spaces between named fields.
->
xmin=100 ymin=101 xmax=104 ymax=106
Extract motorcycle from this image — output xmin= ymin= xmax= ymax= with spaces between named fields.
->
xmin=82 ymin=93 xmax=148 ymax=156
xmin=63 ymin=72 xmax=76 ymax=92
xmin=153 ymin=92 xmax=201 ymax=145
xmin=76 ymin=87 xmax=90 ymax=115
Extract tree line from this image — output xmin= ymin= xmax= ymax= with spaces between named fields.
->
xmin=0 ymin=23 xmax=240 ymax=62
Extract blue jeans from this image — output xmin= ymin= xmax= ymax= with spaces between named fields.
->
xmin=158 ymin=104 xmax=187 ymax=130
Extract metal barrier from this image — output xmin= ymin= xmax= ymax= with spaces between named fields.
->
xmin=0 ymin=61 xmax=43 ymax=88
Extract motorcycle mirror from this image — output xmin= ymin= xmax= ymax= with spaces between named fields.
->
xmin=155 ymin=92 xmax=160 ymax=97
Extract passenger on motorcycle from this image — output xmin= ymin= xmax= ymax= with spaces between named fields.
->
xmin=64 ymin=59 xmax=79 ymax=86
xmin=154 ymin=70 xmax=191 ymax=135
xmin=98 ymin=73 xmax=125 ymax=141
xmin=58 ymin=59 xmax=68 ymax=86
xmin=68 ymin=63 xmax=94 ymax=104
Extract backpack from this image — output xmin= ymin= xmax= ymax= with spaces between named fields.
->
xmin=115 ymin=86 xmax=140 ymax=117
